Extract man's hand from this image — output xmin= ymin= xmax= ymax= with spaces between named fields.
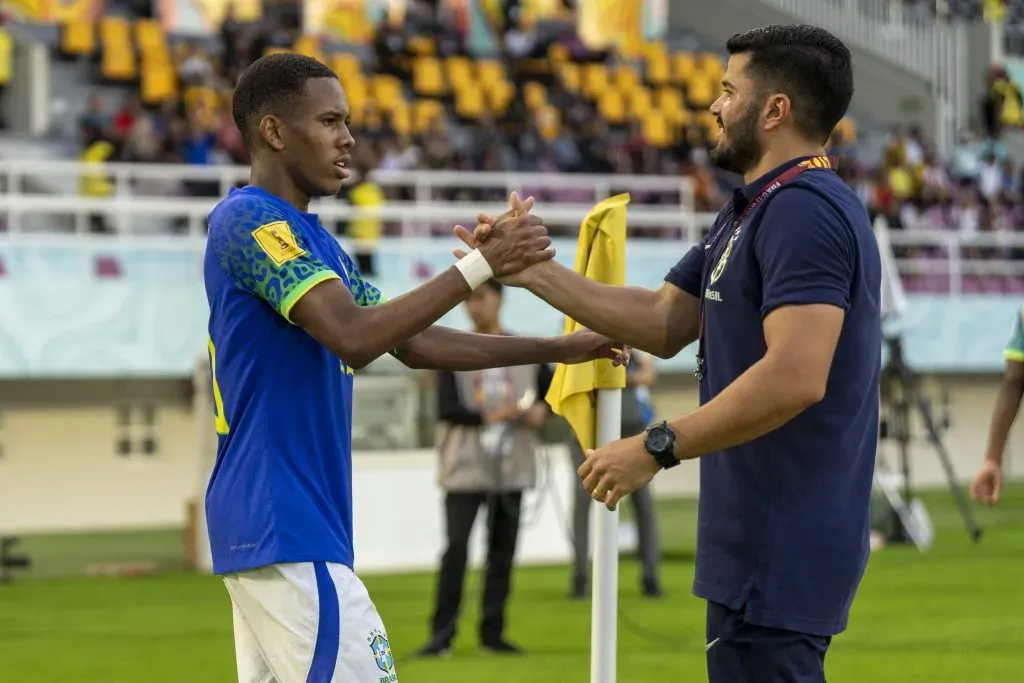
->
xmin=970 ymin=459 xmax=1003 ymax=506
xmin=454 ymin=192 xmax=545 ymax=287
xmin=558 ymin=329 xmax=630 ymax=366
xmin=579 ymin=433 xmax=661 ymax=511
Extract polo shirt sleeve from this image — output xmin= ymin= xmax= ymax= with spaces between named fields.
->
xmin=663 ymin=233 xmax=708 ymax=297
xmin=1004 ymin=307 xmax=1024 ymax=362
xmin=754 ymin=187 xmax=854 ymax=318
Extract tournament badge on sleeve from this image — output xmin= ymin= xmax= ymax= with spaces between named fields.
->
xmin=368 ymin=628 xmax=396 ymax=681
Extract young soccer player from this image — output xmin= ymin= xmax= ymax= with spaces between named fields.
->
xmin=203 ymin=53 xmax=625 ymax=683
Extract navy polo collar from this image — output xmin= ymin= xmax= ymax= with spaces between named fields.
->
xmin=732 ymin=155 xmax=820 ymax=214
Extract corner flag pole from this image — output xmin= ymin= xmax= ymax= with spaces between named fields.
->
xmin=592 ymin=389 xmax=622 ymax=683
xmin=542 ymin=193 xmax=629 ymax=683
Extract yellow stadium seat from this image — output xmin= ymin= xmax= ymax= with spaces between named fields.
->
xmin=536 ymin=105 xmax=561 ymax=140
xmin=294 ymin=35 xmax=325 ymax=64
xmin=141 ymin=62 xmax=177 ymax=105
xmin=696 ymin=52 xmax=725 ymax=81
xmin=341 ymin=76 xmax=368 ymax=110
xmin=523 ymin=81 xmax=547 ymax=110
xmin=62 ymin=20 xmax=95 ymax=56
xmin=598 ymin=90 xmax=626 ymax=125
xmin=656 ymin=87 xmax=684 ymax=116
xmin=672 ymin=52 xmax=697 ymax=87
xmin=832 ymin=117 xmax=857 ymax=143
xmin=642 ymin=113 xmax=672 ymax=148
xmin=548 ymin=43 xmax=569 ymax=64
xmin=100 ymin=17 xmax=136 ymax=80
xmin=455 ymin=86 xmax=486 ymax=119
xmin=332 ymin=54 xmax=362 ymax=83
xmin=445 ymin=56 xmax=473 ymax=88
xmin=407 ymin=36 xmax=435 ymax=56
xmin=614 ymin=66 xmax=642 ymax=91
xmin=582 ymin=63 xmax=609 ymax=99
xmin=626 ymin=87 xmax=653 ymax=119
xmin=687 ymin=73 xmax=718 ymax=109
xmin=643 ymin=41 xmax=668 ymax=64
xmin=476 ymin=59 xmax=506 ymax=85
xmin=370 ymin=75 xmax=404 ymax=112
xmin=646 ymin=52 xmax=670 ymax=86
xmin=413 ymin=99 xmax=445 ymax=134
xmin=413 ymin=57 xmax=446 ymax=97
xmin=557 ymin=63 xmax=580 ymax=93
xmin=390 ymin=105 xmax=411 ymax=136
xmin=134 ymin=19 xmax=164 ymax=51
xmin=487 ymin=80 xmax=515 ymax=113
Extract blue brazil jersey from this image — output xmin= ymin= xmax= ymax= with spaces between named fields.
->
xmin=203 ymin=186 xmax=383 ymax=576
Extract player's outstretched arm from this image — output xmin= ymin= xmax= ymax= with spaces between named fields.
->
xmin=394 ymin=325 xmax=627 ymax=371
xmin=291 ymin=206 xmax=553 ymax=369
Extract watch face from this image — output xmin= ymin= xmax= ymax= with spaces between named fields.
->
xmin=648 ymin=429 xmax=673 ymax=452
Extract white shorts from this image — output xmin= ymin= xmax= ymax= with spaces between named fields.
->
xmin=224 ymin=562 xmax=398 ymax=683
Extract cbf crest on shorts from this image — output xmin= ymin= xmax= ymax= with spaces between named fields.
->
xmin=368 ymin=628 xmax=396 ymax=681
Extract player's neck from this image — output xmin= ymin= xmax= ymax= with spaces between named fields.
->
xmin=743 ymin=140 xmax=826 ymax=185
xmin=249 ymin=166 xmax=311 ymax=213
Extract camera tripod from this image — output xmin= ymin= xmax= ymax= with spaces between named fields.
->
xmin=877 ymin=335 xmax=982 ymax=546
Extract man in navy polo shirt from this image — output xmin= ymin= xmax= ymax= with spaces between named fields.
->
xmin=460 ymin=23 xmax=881 ymax=682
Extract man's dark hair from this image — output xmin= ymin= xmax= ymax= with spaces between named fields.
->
xmin=232 ymin=53 xmax=338 ymax=147
xmin=726 ymin=25 xmax=853 ymax=144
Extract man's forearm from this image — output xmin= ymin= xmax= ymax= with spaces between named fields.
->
xmin=667 ymin=357 xmax=822 ymax=461
xmin=348 ymin=268 xmax=471 ymax=365
xmin=398 ymin=326 xmax=566 ymax=371
xmin=984 ymin=381 xmax=1024 ymax=465
xmin=526 ymin=261 xmax=672 ymax=357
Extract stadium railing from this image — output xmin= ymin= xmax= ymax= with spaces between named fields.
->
xmin=0 ymin=160 xmax=710 ymax=241
xmin=2 ymin=160 xmax=1024 ymax=295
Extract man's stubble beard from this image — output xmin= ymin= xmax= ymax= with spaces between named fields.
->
xmin=709 ymin=106 xmax=764 ymax=177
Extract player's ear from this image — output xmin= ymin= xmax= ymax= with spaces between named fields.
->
xmin=259 ymin=114 xmax=286 ymax=151
xmin=763 ymin=93 xmax=789 ymax=131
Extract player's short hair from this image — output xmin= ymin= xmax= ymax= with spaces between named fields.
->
xmin=232 ymin=53 xmax=338 ymax=147
xmin=726 ymin=25 xmax=853 ymax=144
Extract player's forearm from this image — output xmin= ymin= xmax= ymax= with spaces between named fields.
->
xmin=398 ymin=326 xmax=567 ymax=371
xmin=525 ymin=261 xmax=673 ymax=357
xmin=667 ymin=356 xmax=824 ymax=461
xmin=346 ymin=268 xmax=471 ymax=367
xmin=984 ymin=379 xmax=1024 ymax=465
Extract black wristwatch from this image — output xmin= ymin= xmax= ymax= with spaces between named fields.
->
xmin=643 ymin=421 xmax=679 ymax=470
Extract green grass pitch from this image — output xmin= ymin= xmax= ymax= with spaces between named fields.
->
xmin=2 ymin=484 xmax=1023 ymax=683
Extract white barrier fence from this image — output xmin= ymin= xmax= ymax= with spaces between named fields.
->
xmin=3 ymin=162 xmax=1024 ymax=294
xmin=0 ymin=160 xmax=709 ymax=241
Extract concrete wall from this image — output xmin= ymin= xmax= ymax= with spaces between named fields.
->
xmin=668 ymin=0 xmax=939 ymax=138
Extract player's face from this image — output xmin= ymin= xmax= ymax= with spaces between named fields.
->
xmin=283 ymin=77 xmax=355 ymax=197
xmin=709 ymin=54 xmax=764 ymax=176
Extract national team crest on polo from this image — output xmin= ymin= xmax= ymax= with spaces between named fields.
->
xmin=368 ymin=628 xmax=395 ymax=676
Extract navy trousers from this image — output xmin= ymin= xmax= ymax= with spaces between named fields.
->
xmin=705 ymin=601 xmax=831 ymax=683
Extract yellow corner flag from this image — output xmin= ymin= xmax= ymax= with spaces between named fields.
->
xmin=544 ymin=193 xmax=630 ymax=451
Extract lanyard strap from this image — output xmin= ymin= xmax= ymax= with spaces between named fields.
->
xmin=694 ymin=156 xmax=839 ymax=381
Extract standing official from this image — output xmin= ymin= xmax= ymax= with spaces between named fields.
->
xmin=417 ymin=280 xmax=553 ymax=657
xmin=461 ymin=25 xmax=881 ymax=682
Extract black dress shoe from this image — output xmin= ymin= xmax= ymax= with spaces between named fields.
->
xmin=481 ymin=638 xmax=524 ymax=654
xmin=570 ymin=574 xmax=588 ymax=600
xmin=642 ymin=576 xmax=664 ymax=598
xmin=414 ymin=639 xmax=452 ymax=658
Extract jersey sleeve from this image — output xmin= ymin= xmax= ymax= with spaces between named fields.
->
xmin=1005 ymin=307 xmax=1024 ymax=362
xmin=663 ymin=233 xmax=708 ymax=297
xmin=337 ymin=249 xmax=385 ymax=306
xmin=210 ymin=204 xmax=341 ymax=323
xmin=754 ymin=187 xmax=855 ymax=318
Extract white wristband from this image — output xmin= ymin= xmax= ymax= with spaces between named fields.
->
xmin=455 ymin=249 xmax=495 ymax=290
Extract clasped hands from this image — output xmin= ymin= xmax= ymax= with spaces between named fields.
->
xmin=453 ymin=193 xmax=662 ymax=511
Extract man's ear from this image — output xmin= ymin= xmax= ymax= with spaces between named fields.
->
xmin=259 ymin=114 xmax=285 ymax=151
xmin=763 ymin=93 xmax=791 ymax=132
